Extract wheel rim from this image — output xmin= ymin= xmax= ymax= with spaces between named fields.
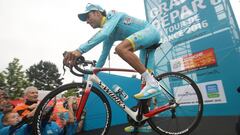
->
xmin=148 ymin=72 xmax=203 ymax=135
xmin=32 ymin=83 xmax=111 ymax=135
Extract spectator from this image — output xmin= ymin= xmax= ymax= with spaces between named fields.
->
xmin=1 ymin=99 xmax=15 ymax=114
xmin=62 ymin=96 xmax=86 ymax=134
xmin=0 ymin=89 xmax=9 ymax=111
xmin=0 ymin=98 xmax=15 ymax=129
xmin=0 ymin=88 xmax=33 ymax=135
xmin=13 ymin=86 xmax=39 ymax=118
xmin=2 ymin=112 xmax=22 ymax=126
xmin=0 ymin=89 xmax=12 ymax=129
xmin=0 ymin=112 xmax=31 ymax=135
xmin=40 ymin=106 xmax=63 ymax=135
xmin=41 ymin=121 xmax=62 ymax=135
xmin=0 ymin=111 xmax=62 ymax=135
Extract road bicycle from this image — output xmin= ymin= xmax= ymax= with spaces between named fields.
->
xmin=32 ymin=44 xmax=203 ymax=135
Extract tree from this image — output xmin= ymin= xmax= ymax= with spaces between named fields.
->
xmin=3 ymin=58 xmax=30 ymax=99
xmin=26 ymin=60 xmax=63 ymax=90
xmin=0 ymin=72 xmax=6 ymax=89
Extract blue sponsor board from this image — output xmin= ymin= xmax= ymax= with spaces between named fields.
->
xmin=144 ymin=0 xmax=240 ymax=44
xmin=145 ymin=0 xmax=240 ymax=116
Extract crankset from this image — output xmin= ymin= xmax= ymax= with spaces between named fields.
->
xmin=126 ymin=99 xmax=149 ymax=127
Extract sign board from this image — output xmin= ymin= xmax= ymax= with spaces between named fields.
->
xmin=144 ymin=0 xmax=240 ymax=44
xmin=145 ymin=0 xmax=240 ymax=116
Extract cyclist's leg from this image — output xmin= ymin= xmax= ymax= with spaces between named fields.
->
xmin=116 ymin=48 xmax=160 ymax=100
xmin=139 ymin=48 xmax=155 ymax=72
xmin=115 ymin=39 xmax=146 ymax=74
xmin=115 ymin=25 xmax=159 ymax=73
xmin=140 ymin=49 xmax=159 ymax=111
xmin=121 ymin=49 xmax=155 ymax=133
xmin=125 ymin=48 xmax=158 ymax=132
xmin=124 ymin=27 xmax=160 ymax=99
xmin=117 ymin=27 xmax=160 ymax=133
xmin=116 ymin=26 xmax=161 ymax=99
xmin=116 ymin=40 xmax=160 ymax=97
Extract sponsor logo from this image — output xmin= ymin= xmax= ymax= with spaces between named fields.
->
xmin=124 ymin=17 xmax=132 ymax=25
xmin=99 ymin=81 xmax=126 ymax=108
xmin=206 ymin=84 xmax=220 ymax=98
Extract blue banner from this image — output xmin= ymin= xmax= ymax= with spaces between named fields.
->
xmin=145 ymin=0 xmax=240 ymax=116
xmin=144 ymin=0 xmax=240 ymax=44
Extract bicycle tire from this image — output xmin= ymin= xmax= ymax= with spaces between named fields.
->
xmin=148 ymin=72 xmax=203 ymax=135
xmin=32 ymin=83 xmax=112 ymax=135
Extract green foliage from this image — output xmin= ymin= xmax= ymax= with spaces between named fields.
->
xmin=26 ymin=60 xmax=63 ymax=91
xmin=62 ymin=88 xmax=79 ymax=98
xmin=3 ymin=58 xmax=30 ymax=99
xmin=0 ymin=72 xmax=6 ymax=88
xmin=1 ymin=58 xmax=64 ymax=99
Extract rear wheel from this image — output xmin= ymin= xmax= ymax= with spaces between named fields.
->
xmin=148 ymin=72 xmax=203 ymax=135
xmin=32 ymin=83 xmax=112 ymax=135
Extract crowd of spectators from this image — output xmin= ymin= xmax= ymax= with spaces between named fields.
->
xmin=0 ymin=86 xmax=85 ymax=135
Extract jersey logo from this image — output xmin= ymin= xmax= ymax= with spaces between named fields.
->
xmin=107 ymin=10 xmax=117 ymax=19
xmin=124 ymin=17 xmax=132 ymax=25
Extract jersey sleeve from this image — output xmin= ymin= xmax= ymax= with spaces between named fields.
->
xmin=77 ymin=30 xmax=106 ymax=54
xmin=77 ymin=11 xmax=123 ymax=54
xmin=96 ymin=39 xmax=114 ymax=67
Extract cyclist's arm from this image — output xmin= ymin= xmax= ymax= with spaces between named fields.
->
xmin=96 ymin=39 xmax=113 ymax=67
xmin=78 ymin=11 xmax=123 ymax=54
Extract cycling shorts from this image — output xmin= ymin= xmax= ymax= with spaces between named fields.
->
xmin=127 ymin=24 xmax=160 ymax=51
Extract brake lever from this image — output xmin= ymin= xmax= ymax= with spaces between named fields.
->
xmin=62 ymin=51 xmax=68 ymax=76
xmin=62 ymin=63 xmax=73 ymax=76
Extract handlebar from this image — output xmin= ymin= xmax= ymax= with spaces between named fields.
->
xmin=63 ymin=51 xmax=96 ymax=77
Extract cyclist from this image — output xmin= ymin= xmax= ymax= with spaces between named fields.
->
xmin=63 ymin=3 xmax=161 ymax=133
xmin=64 ymin=3 xmax=161 ymax=100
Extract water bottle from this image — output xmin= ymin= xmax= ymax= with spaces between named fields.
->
xmin=112 ymin=84 xmax=128 ymax=101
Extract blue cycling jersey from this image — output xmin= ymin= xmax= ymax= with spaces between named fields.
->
xmin=77 ymin=10 xmax=160 ymax=68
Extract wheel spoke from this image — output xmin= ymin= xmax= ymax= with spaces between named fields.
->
xmin=148 ymin=72 xmax=203 ymax=135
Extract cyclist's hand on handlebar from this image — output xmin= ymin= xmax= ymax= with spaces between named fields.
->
xmin=63 ymin=50 xmax=81 ymax=67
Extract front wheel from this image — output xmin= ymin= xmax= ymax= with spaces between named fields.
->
xmin=148 ymin=72 xmax=203 ymax=135
xmin=32 ymin=83 xmax=112 ymax=135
